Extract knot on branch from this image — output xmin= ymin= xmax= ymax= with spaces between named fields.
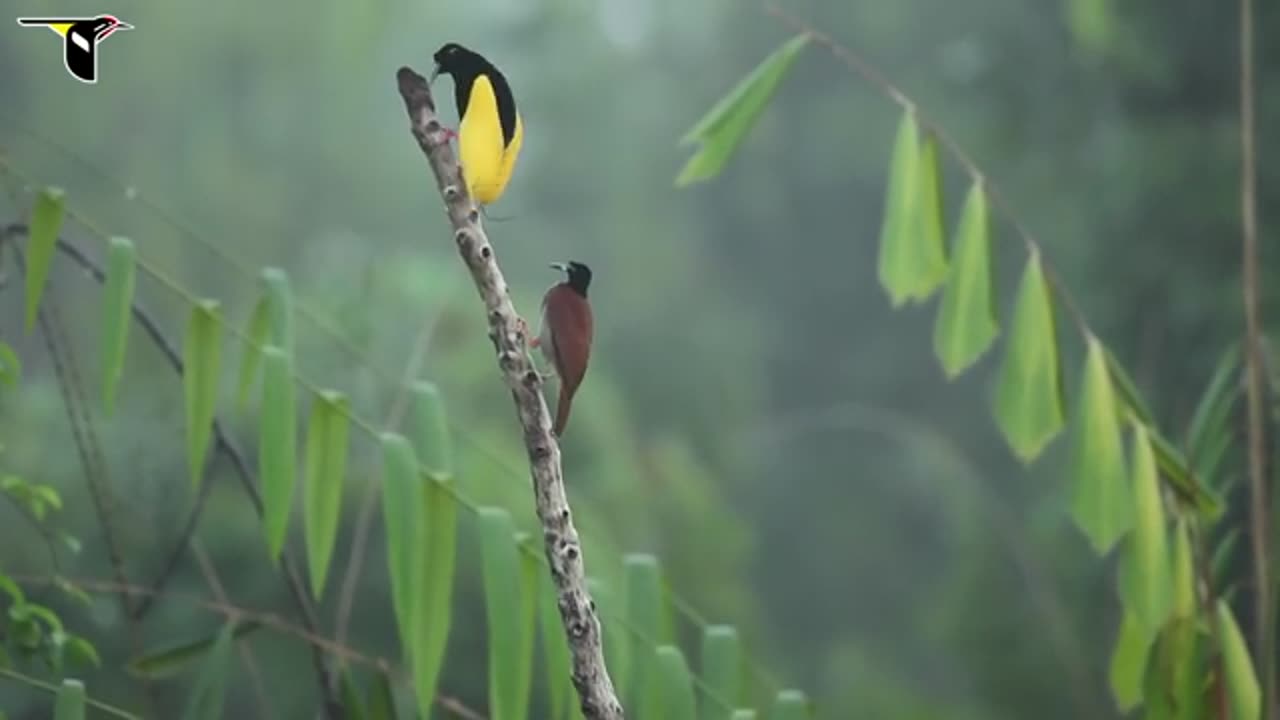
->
xmin=395 ymin=67 xmax=435 ymax=113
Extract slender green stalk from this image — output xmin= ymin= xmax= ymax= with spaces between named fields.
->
xmin=1237 ymin=0 xmax=1272 ymax=714
xmin=0 ymin=667 xmax=141 ymax=719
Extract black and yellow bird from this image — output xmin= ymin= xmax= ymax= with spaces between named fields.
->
xmin=430 ymin=43 xmax=524 ymax=206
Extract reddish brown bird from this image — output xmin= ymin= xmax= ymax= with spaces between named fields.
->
xmin=529 ymin=261 xmax=594 ymax=437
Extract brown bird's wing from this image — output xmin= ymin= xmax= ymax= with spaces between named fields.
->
xmin=542 ymin=285 xmax=593 ymax=436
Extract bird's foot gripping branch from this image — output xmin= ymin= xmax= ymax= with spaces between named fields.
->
xmin=393 ymin=66 xmax=624 ymax=720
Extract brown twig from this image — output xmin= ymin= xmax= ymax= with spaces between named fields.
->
xmin=1236 ymin=0 xmax=1272 ymax=711
xmin=10 ymin=574 xmax=488 ymax=719
xmin=394 ymin=66 xmax=624 ymax=719
xmin=191 ymin=540 xmax=273 ymax=719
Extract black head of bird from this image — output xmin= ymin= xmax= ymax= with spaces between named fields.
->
xmin=430 ymin=42 xmax=488 ymax=85
xmin=62 ymin=15 xmax=131 ymax=83
xmin=73 ymin=15 xmax=129 ymax=39
xmin=534 ymin=261 xmax=594 ymax=437
xmin=427 ymin=42 xmax=523 ymax=206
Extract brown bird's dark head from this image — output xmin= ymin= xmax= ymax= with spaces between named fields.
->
xmin=550 ymin=261 xmax=592 ymax=297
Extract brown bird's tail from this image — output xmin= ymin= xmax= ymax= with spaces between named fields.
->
xmin=553 ymin=384 xmax=575 ymax=437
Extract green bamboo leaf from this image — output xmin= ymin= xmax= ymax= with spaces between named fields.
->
xmin=0 ymin=342 xmax=20 ymax=388
xmin=23 ymin=187 xmax=66 ymax=333
xmin=876 ymin=111 xmax=920 ymax=307
xmin=52 ymin=678 xmax=84 ymax=720
xmin=1195 ymin=431 xmax=1234 ymax=494
xmin=303 ymin=390 xmax=349 ymax=598
xmin=771 ymin=690 xmax=812 ymax=720
xmin=183 ymin=300 xmax=223 ymax=489
xmin=655 ymin=646 xmax=696 ymax=720
xmin=699 ymin=625 xmax=741 ymax=720
xmin=1104 ymin=348 xmax=1155 ymax=425
xmin=99 ymin=236 xmax=135 ymax=415
xmin=381 ymin=433 xmax=424 ymax=655
xmin=516 ymin=537 xmax=539 ymax=716
xmin=1217 ymin=600 xmax=1261 ymax=720
xmin=127 ymin=622 xmax=262 ymax=679
xmin=993 ymin=252 xmax=1064 ymax=461
xmin=1171 ymin=519 xmax=1195 ymax=619
xmin=1187 ymin=343 xmax=1240 ymax=449
xmin=235 ymin=297 xmax=270 ymax=409
xmin=64 ymin=637 xmax=99 ymax=668
xmin=0 ymin=574 xmax=24 ymax=604
xmin=367 ymin=671 xmax=398 ymax=720
xmin=479 ymin=507 xmax=533 ymax=720
xmin=180 ymin=622 xmax=235 ymax=720
xmin=589 ymin=577 xmax=630 ymax=701
xmin=260 ymin=346 xmax=297 ymax=561
xmin=675 ymin=34 xmax=809 ymax=186
xmin=411 ymin=475 xmax=457 ymax=720
xmin=409 ymin=382 xmax=453 ymax=478
xmin=1148 ymin=430 xmax=1222 ymax=518
xmin=540 ymin=569 xmax=574 ymax=720
xmin=1144 ymin=617 xmax=1204 ymax=720
xmin=625 ymin=554 xmax=670 ymax=720
xmin=1108 ymin=612 xmax=1150 ymax=712
xmin=1068 ymin=337 xmax=1132 ymax=554
xmin=1187 ymin=342 xmax=1241 ymax=483
xmin=1213 ymin=527 xmax=1241 ymax=584
xmin=340 ymin=670 xmax=367 ymax=720
xmin=933 ymin=181 xmax=997 ymax=377
xmin=910 ymin=132 xmax=949 ymax=299
xmin=260 ymin=267 xmax=295 ymax=354
xmin=1128 ymin=424 xmax=1171 ymax=635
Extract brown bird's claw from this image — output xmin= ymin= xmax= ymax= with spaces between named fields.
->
xmin=516 ymin=316 xmax=540 ymax=348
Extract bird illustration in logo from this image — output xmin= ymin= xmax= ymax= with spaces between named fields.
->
xmin=16 ymin=15 xmax=133 ymax=84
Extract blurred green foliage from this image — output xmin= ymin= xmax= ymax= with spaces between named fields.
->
xmin=0 ymin=0 xmax=1277 ymax=718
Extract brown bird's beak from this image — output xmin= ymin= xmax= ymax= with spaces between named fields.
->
xmin=549 ymin=262 xmax=569 ymax=272
xmin=428 ymin=63 xmax=442 ymax=85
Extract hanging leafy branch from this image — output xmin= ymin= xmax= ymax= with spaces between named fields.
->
xmin=674 ymin=7 xmax=1260 ymax=717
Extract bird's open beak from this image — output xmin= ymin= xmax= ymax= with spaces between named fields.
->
xmin=549 ymin=262 xmax=569 ymax=272
xmin=114 ymin=20 xmax=133 ymax=30
xmin=428 ymin=64 xmax=441 ymax=85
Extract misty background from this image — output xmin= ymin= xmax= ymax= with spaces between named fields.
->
xmin=1 ymin=0 xmax=1277 ymax=717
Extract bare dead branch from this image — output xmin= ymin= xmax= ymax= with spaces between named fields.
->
xmin=393 ymin=66 xmax=624 ymax=720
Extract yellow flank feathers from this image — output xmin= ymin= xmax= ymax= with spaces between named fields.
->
xmin=458 ymin=74 xmax=523 ymax=205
